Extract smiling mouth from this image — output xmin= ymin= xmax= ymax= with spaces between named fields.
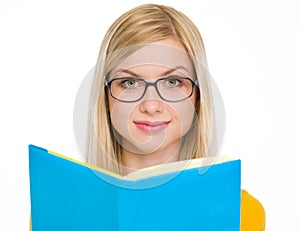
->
xmin=134 ymin=121 xmax=170 ymax=134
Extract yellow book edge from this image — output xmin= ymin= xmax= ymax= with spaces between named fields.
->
xmin=47 ymin=149 xmax=233 ymax=181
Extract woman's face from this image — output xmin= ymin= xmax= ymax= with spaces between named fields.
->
xmin=107 ymin=38 xmax=197 ymax=161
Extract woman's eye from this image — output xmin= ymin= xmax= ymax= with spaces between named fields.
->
xmin=165 ymin=77 xmax=181 ymax=87
xmin=126 ymin=80 xmax=137 ymax=87
xmin=120 ymin=78 xmax=140 ymax=88
xmin=167 ymin=79 xmax=178 ymax=86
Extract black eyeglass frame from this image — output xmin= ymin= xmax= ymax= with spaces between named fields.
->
xmin=105 ymin=76 xmax=199 ymax=103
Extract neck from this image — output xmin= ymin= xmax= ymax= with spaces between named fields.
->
xmin=121 ymin=141 xmax=180 ymax=173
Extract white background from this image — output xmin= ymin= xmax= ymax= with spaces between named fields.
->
xmin=1 ymin=0 xmax=299 ymax=230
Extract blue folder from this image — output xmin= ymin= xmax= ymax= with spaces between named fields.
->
xmin=29 ymin=144 xmax=241 ymax=231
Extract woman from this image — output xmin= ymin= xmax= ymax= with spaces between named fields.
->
xmin=86 ymin=4 xmax=265 ymax=230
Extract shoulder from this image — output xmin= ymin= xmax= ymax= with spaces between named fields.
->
xmin=240 ymin=189 xmax=266 ymax=231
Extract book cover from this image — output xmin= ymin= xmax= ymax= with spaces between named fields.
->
xmin=29 ymin=144 xmax=241 ymax=231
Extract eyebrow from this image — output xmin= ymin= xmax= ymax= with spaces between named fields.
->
xmin=163 ymin=66 xmax=190 ymax=75
xmin=114 ymin=65 xmax=190 ymax=77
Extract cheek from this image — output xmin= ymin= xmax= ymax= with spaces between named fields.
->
xmin=109 ymin=98 xmax=135 ymax=137
xmin=170 ymin=99 xmax=196 ymax=136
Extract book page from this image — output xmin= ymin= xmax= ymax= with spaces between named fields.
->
xmin=124 ymin=155 xmax=233 ymax=180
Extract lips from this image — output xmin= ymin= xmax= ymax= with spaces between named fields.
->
xmin=134 ymin=120 xmax=170 ymax=134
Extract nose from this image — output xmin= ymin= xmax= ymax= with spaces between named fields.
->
xmin=139 ymin=85 xmax=163 ymax=114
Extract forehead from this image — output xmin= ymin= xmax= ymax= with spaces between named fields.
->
xmin=111 ymin=43 xmax=194 ymax=76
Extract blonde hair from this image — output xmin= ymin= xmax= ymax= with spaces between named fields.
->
xmin=86 ymin=4 xmax=214 ymax=174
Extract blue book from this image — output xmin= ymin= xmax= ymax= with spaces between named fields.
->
xmin=29 ymin=144 xmax=241 ymax=231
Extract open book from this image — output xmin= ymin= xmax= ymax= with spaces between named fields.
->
xmin=29 ymin=144 xmax=241 ymax=231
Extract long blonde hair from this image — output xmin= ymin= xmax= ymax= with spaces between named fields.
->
xmin=86 ymin=4 xmax=214 ymax=174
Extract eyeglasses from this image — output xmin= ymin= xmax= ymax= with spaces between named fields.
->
xmin=105 ymin=76 xmax=198 ymax=102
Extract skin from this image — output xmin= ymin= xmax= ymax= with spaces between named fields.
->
xmin=107 ymin=38 xmax=197 ymax=171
